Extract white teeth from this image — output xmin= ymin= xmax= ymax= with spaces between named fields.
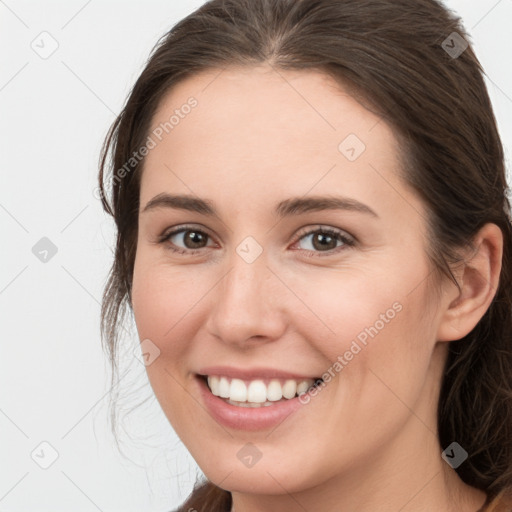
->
xmin=208 ymin=376 xmax=220 ymax=396
xmin=206 ymin=375 xmax=321 ymax=403
xmin=282 ymin=379 xmax=297 ymax=399
xmin=266 ymin=379 xmax=283 ymax=401
xmin=247 ymin=380 xmax=267 ymax=403
xmin=226 ymin=399 xmax=275 ymax=408
xmin=218 ymin=376 xmax=230 ymax=398
xmin=229 ymin=378 xmax=247 ymax=401
xmin=296 ymin=380 xmax=311 ymax=394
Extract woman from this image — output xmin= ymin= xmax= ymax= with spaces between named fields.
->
xmin=97 ymin=0 xmax=512 ymax=510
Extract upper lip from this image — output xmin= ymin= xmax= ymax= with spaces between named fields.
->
xmin=197 ymin=366 xmax=322 ymax=381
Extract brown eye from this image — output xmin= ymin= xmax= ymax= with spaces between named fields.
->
xmin=293 ymin=227 xmax=355 ymax=256
xmin=181 ymin=230 xmax=208 ymax=249
xmin=311 ymin=232 xmax=338 ymax=251
xmin=159 ymin=226 xmax=214 ymax=254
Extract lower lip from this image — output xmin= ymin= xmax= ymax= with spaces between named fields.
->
xmin=196 ymin=375 xmax=307 ymax=431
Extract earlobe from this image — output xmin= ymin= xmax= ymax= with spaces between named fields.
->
xmin=436 ymin=223 xmax=503 ymax=342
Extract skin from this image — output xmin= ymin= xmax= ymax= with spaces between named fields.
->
xmin=130 ymin=64 xmax=502 ymax=512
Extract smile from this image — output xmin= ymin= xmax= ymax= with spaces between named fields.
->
xmin=195 ymin=370 xmax=325 ymax=431
xmin=203 ymin=375 xmax=324 ymax=407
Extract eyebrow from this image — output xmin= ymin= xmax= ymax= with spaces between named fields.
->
xmin=141 ymin=193 xmax=378 ymax=218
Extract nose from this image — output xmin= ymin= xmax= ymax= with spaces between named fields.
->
xmin=205 ymin=244 xmax=287 ymax=347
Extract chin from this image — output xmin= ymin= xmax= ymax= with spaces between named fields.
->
xmin=197 ymin=453 xmax=323 ymax=496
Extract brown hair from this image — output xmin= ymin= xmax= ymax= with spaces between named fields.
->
xmin=97 ymin=1 xmax=512 ymax=510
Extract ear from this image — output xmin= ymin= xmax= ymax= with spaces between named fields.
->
xmin=436 ymin=223 xmax=503 ymax=342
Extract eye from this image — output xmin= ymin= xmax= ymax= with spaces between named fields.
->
xmin=157 ymin=224 xmax=355 ymax=257
xmin=158 ymin=224 xmax=216 ymax=255
xmin=291 ymin=226 xmax=355 ymax=257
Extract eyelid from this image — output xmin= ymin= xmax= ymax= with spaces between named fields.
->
xmin=159 ymin=222 xmax=212 ymax=236
xmin=293 ymin=224 xmax=355 ymax=243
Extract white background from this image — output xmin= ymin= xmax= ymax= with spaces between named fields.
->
xmin=1 ymin=1 xmax=511 ymax=511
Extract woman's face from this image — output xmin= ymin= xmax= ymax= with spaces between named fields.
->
xmin=131 ymin=65 xmax=450 ymax=495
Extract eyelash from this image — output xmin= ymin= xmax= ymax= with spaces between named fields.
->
xmin=157 ymin=224 xmax=355 ymax=258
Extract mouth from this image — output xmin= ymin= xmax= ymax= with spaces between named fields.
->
xmin=197 ymin=374 xmax=325 ymax=408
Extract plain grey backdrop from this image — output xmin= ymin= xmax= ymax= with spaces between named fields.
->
xmin=1 ymin=1 xmax=511 ymax=511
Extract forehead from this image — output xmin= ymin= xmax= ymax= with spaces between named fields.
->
xmin=148 ymin=64 xmax=389 ymax=153
xmin=139 ymin=65 xmax=409 ymax=218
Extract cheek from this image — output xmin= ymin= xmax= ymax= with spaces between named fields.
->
xmin=295 ymin=283 xmax=437 ymax=471
xmin=325 ymin=277 xmax=437 ymax=439
xmin=286 ymin=264 xmax=421 ymax=361
xmin=131 ymin=260 xmax=204 ymax=408
xmin=132 ymin=257 xmax=205 ymax=344
xmin=298 ymin=255 xmax=437 ymax=408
